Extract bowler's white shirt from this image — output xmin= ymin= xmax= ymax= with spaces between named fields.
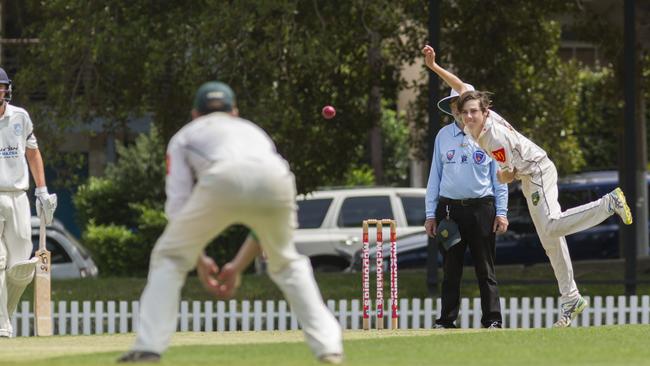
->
xmin=0 ymin=104 xmax=38 ymax=191
xmin=471 ymin=110 xmax=547 ymax=177
xmin=165 ymin=112 xmax=290 ymax=219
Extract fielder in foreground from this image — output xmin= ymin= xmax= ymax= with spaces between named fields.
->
xmin=0 ymin=67 xmax=57 ymax=338
xmin=118 ymin=82 xmax=343 ymax=363
xmin=422 ymin=45 xmax=633 ymax=327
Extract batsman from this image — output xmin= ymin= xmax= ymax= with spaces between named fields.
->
xmin=0 ymin=67 xmax=57 ymax=338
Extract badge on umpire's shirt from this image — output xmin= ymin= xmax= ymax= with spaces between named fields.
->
xmin=473 ymin=150 xmax=486 ymax=164
xmin=446 ymin=150 xmax=455 ymax=161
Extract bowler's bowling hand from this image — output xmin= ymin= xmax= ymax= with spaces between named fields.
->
xmin=421 ymin=45 xmax=437 ymax=69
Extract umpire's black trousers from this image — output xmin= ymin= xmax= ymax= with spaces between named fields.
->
xmin=435 ymin=196 xmax=502 ymax=328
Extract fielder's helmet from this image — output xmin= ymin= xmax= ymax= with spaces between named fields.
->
xmin=193 ymin=81 xmax=235 ymax=114
xmin=0 ymin=67 xmax=12 ymax=103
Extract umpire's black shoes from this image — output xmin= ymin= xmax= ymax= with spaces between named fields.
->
xmin=486 ymin=321 xmax=503 ymax=329
xmin=117 ymin=351 xmax=161 ymax=363
xmin=432 ymin=322 xmax=457 ymax=329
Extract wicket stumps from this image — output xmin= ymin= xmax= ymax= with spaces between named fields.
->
xmin=362 ymin=219 xmax=398 ymax=330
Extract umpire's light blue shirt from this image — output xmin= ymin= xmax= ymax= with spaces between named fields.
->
xmin=425 ymin=121 xmax=508 ymax=219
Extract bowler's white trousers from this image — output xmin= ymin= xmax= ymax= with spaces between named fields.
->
xmin=133 ymin=160 xmax=342 ymax=357
xmin=520 ymin=158 xmax=614 ymax=304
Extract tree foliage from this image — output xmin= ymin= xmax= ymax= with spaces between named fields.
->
xmin=573 ymin=68 xmax=621 ymax=170
xmin=18 ymin=0 xmax=624 ymax=185
xmin=432 ymin=0 xmax=585 ymax=175
xmin=72 ymin=130 xmax=165 ymax=275
xmin=15 ymin=0 xmax=425 ymax=192
xmin=13 ymin=1 xmax=642 ymax=272
xmin=73 ymin=128 xmax=166 ymax=227
xmin=569 ymin=2 xmax=650 ymax=167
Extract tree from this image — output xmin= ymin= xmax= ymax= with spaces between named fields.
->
xmin=569 ymin=1 xmax=650 ymax=166
xmin=438 ymin=0 xmax=585 ymax=175
xmin=14 ymin=0 xmax=424 ymax=193
xmin=13 ymin=1 xmax=424 ymax=275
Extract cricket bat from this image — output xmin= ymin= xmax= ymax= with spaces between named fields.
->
xmin=34 ymin=214 xmax=52 ymax=336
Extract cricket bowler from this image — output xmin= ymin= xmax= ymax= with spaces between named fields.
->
xmin=423 ymin=45 xmax=633 ymax=328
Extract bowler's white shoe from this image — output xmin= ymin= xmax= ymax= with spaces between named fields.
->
xmin=609 ymin=188 xmax=633 ymax=225
xmin=553 ymin=296 xmax=588 ymax=328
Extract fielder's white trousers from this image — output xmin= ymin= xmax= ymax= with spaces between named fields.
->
xmin=521 ymin=159 xmax=614 ymax=304
xmin=133 ymin=160 xmax=342 ymax=357
xmin=0 ymin=191 xmax=33 ymax=337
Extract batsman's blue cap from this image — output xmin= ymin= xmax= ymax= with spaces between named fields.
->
xmin=193 ymin=81 xmax=235 ymax=114
xmin=0 ymin=67 xmax=11 ymax=85
xmin=437 ymin=83 xmax=475 ymax=116
xmin=436 ymin=218 xmax=461 ymax=251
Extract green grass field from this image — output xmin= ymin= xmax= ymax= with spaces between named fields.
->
xmin=2 ymin=325 xmax=649 ymax=365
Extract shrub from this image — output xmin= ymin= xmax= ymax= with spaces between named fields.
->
xmin=82 ymin=223 xmax=149 ymax=276
xmin=74 ymin=177 xmax=126 ymax=227
xmin=73 ymin=129 xmax=166 ymax=228
xmin=131 ymin=203 xmax=167 ymax=247
xmin=75 ymin=128 xmax=252 ymax=276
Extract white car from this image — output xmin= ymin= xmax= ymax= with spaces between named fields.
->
xmin=294 ymin=187 xmax=426 ymax=271
xmin=30 ymin=217 xmax=99 ymax=279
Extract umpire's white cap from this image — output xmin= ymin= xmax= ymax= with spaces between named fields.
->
xmin=437 ymin=83 xmax=475 ymax=116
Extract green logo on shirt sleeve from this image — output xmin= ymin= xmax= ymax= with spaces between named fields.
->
xmin=531 ymin=191 xmax=540 ymax=206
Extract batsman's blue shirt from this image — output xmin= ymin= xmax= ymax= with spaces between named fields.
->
xmin=425 ymin=121 xmax=508 ymax=219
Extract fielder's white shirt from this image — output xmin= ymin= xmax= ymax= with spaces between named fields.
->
xmin=470 ymin=110 xmax=547 ymax=177
xmin=165 ymin=112 xmax=290 ymax=219
xmin=0 ymin=104 xmax=38 ymax=191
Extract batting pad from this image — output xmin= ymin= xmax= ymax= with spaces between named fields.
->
xmin=6 ymin=258 xmax=38 ymax=316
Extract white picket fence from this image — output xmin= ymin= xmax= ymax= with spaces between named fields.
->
xmin=12 ymin=295 xmax=650 ymax=337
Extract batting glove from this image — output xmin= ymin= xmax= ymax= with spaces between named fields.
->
xmin=35 ymin=186 xmax=57 ymax=225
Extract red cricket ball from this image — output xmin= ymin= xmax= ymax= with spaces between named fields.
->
xmin=322 ymin=105 xmax=336 ymax=119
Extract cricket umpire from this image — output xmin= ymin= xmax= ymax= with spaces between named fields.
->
xmin=424 ymin=85 xmax=508 ymax=329
xmin=118 ymin=82 xmax=343 ymax=363
xmin=0 ymin=67 xmax=57 ymax=337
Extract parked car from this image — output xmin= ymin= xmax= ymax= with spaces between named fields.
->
xmin=30 ymin=217 xmax=99 ymax=279
xmin=293 ymin=187 xmax=426 ymax=271
xmin=350 ymin=171 xmax=650 ymax=272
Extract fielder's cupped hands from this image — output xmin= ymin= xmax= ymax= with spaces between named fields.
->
xmin=196 ymin=255 xmax=241 ymax=299
xmin=422 ymin=45 xmax=437 ymax=69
